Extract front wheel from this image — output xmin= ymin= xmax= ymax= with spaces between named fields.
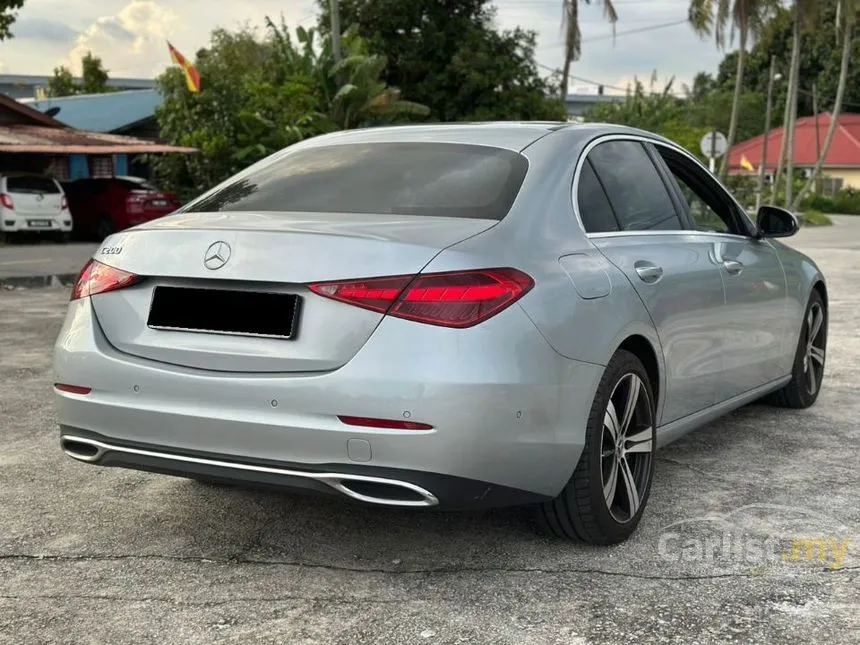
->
xmin=536 ymin=350 xmax=656 ymax=544
xmin=766 ymin=290 xmax=827 ymax=409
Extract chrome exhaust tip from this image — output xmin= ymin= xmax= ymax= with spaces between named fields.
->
xmin=328 ymin=477 xmax=439 ymax=507
xmin=61 ymin=436 xmax=106 ymax=463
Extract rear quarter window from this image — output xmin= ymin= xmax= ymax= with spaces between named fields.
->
xmin=6 ymin=177 xmax=60 ymax=194
xmin=183 ymin=142 xmax=529 ymax=220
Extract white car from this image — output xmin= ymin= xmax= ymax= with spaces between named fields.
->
xmin=0 ymin=174 xmax=72 ymax=243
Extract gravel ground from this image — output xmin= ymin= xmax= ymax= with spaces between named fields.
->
xmin=1 ymin=219 xmax=858 ymax=644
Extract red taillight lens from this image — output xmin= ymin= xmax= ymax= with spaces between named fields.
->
xmin=71 ymin=259 xmax=140 ymax=301
xmin=338 ymin=415 xmax=433 ymax=431
xmin=309 ymin=268 xmax=534 ymax=328
xmin=60 ymin=196 xmax=68 ymax=210
xmin=0 ymin=193 xmax=14 ymax=209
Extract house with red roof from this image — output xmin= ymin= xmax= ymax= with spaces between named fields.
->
xmin=728 ymin=112 xmax=860 ymax=193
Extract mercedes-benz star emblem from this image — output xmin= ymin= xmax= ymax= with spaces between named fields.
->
xmin=203 ymin=241 xmax=231 ymax=270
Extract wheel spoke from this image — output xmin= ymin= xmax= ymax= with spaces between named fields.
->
xmin=624 ymin=427 xmax=653 ymax=454
xmin=810 ymin=346 xmax=825 ymax=366
xmin=619 ymin=375 xmax=641 ymax=437
xmin=619 ymin=458 xmax=641 ymax=517
xmin=808 ymin=360 xmax=819 ymax=394
xmin=603 ymin=458 xmax=619 ymax=506
xmin=809 ymin=306 xmax=824 ymax=342
xmin=604 ymin=401 xmax=620 ymax=442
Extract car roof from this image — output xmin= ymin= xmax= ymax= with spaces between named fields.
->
xmin=291 ymin=122 xmax=667 ymax=153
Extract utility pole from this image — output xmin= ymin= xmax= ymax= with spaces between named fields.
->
xmin=756 ymin=57 xmax=778 ymax=212
xmin=329 ymin=0 xmax=343 ymax=63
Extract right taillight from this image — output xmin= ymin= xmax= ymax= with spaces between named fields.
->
xmin=0 ymin=193 xmax=14 ymax=209
xmin=309 ymin=268 xmax=534 ymax=328
xmin=71 ymin=259 xmax=141 ymax=301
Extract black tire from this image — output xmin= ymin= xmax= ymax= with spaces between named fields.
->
xmin=96 ymin=214 xmax=115 ymax=241
xmin=52 ymin=231 xmax=71 ymax=244
xmin=766 ymin=289 xmax=827 ymax=409
xmin=536 ymin=350 xmax=656 ymax=544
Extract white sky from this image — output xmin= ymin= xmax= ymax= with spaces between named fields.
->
xmin=0 ymin=0 xmax=726 ymax=94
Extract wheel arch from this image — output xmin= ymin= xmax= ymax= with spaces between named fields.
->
xmin=812 ymin=279 xmax=828 ymax=309
xmin=614 ymin=333 xmax=663 ymax=423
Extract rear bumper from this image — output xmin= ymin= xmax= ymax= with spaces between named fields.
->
xmin=54 ymin=298 xmax=604 ymax=504
xmin=1 ymin=215 xmax=72 ymax=233
xmin=60 ymin=428 xmax=551 ymax=509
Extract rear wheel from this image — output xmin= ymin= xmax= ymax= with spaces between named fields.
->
xmin=766 ymin=290 xmax=827 ymax=409
xmin=52 ymin=231 xmax=71 ymax=244
xmin=536 ymin=350 xmax=656 ymax=544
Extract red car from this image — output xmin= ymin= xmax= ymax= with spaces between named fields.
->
xmin=64 ymin=176 xmax=181 ymax=239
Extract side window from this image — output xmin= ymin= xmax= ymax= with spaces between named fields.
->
xmin=577 ymin=159 xmax=619 ymax=233
xmin=657 ymin=147 xmax=747 ymax=235
xmin=588 ymin=141 xmax=683 ymax=231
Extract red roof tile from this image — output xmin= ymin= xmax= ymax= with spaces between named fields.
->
xmin=729 ymin=112 xmax=860 ymax=172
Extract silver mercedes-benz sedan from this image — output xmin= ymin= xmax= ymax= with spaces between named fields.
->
xmin=54 ymin=123 xmax=827 ymax=544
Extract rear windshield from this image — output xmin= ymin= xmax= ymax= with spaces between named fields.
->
xmin=6 ymin=176 xmax=60 ymax=194
xmin=183 ymin=142 xmax=529 ymax=220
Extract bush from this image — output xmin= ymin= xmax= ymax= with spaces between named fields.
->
xmin=803 ymin=189 xmax=860 ymax=215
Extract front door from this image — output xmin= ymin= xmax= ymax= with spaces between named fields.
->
xmin=653 ymin=145 xmax=788 ymax=401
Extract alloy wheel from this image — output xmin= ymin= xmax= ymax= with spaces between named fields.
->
xmin=803 ymin=302 xmax=826 ymax=395
xmin=600 ymin=373 xmax=654 ymax=523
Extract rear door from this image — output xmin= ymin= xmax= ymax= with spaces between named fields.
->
xmin=580 ymin=138 xmax=727 ymax=424
xmin=653 ymin=145 xmax=789 ymax=401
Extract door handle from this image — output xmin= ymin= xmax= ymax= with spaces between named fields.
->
xmin=634 ymin=263 xmax=664 ymax=283
xmin=723 ymin=260 xmax=744 ymax=275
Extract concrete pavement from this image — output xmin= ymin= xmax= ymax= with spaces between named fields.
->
xmin=0 ymin=219 xmax=858 ymax=644
xmin=0 ymin=242 xmax=96 ymax=287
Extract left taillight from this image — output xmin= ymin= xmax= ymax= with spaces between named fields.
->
xmin=60 ymin=196 xmax=68 ymax=210
xmin=71 ymin=259 xmax=140 ymax=301
xmin=309 ymin=268 xmax=534 ymax=328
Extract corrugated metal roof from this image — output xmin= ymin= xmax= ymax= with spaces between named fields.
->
xmin=0 ymin=124 xmax=196 ymax=154
xmin=22 ymin=90 xmax=162 ymax=133
xmin=729 ymin=113 xmax=860 ymax=171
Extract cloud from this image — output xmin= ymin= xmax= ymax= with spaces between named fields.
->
xmin=64 ymin=1 xmax=178 ymax=76
xmin=10 ymin=18 xmax=79 ymax=43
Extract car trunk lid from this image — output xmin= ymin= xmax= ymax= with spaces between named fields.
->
xmin=89 ymin=211 xmax=497 ymax=372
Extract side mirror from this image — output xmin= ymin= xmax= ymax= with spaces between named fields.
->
xmin=756 ymin=206 xmax=798 ymax=239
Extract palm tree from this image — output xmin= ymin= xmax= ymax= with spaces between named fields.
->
xmin=771 ymin=0 xmax=820 ymax=206
xmin=792 ymin=0 xmax=857 ymax=209
xmin=688 ymin=0 xmax=778 ymax=181
xmin=560 ymin=0 xmax=618 ymax=98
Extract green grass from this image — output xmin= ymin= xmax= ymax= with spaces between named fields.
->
xmin=800 ymin=210 xmax=833 ymax=227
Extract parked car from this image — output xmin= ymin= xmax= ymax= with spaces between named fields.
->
xmin=54 ymin=123 xmax=827 ymax=545
xmin=64 ymin=176 xmax=181 ymax=240
xmin=0 ymin=173 xmax=72 ymax=243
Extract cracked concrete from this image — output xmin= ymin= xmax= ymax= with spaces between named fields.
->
xmin=1 ymin=218 xmax=860 ymax=644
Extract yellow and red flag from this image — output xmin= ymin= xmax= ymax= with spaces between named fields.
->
xmin=167 ymin=41 xmax=201 ymax=93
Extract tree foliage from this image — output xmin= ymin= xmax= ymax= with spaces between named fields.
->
xmin=719 ymin=1 xmax=858 ymax=120
xmin=317 ymin=0 xmax=567 ymax=121
xmin=0 ymin=0 xmax=23 ymax=41
xmin=583 ymin=75 xmax=765 ymax=158
xmin=47 ymin=52 xmax=113 ymax=97
xmin=154 ymin=19 xmax=429 ymax=200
